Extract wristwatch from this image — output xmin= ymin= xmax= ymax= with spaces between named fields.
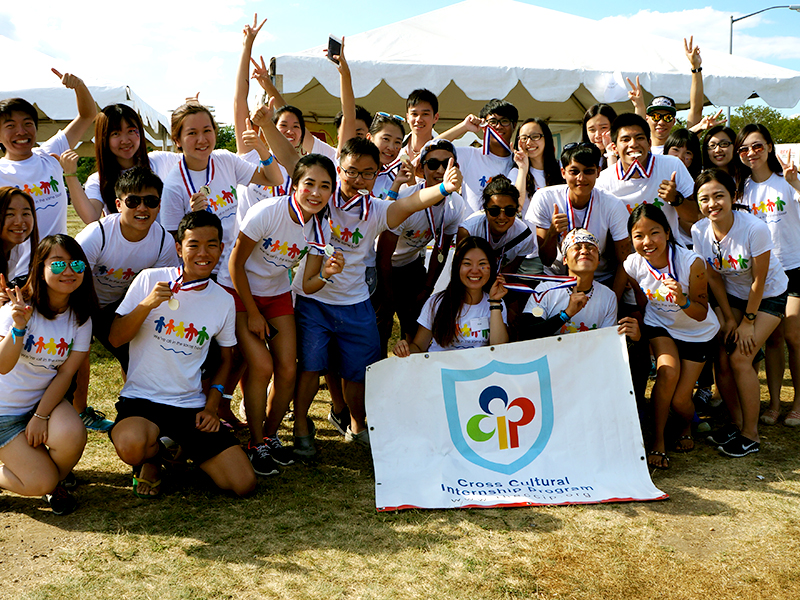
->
xmin=744 ymin=312 xmax=756 ymax=322
xmin=668 ymin=192 xmax=684 ymax=207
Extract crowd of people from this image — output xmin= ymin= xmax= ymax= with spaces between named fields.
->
xmin=1 ymin=16 xmax=798 ymax=514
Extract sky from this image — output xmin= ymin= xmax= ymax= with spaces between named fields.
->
xmin=2 ymin=0 xmax=800 ymax=125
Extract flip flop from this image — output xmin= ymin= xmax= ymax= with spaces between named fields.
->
xmin=132 ymin=464 xmax=161 ymax=499
xmin=674 ymin=435 xmax=694 ymax=453
xmin=648 ymin=450 xmax=670 ymax=470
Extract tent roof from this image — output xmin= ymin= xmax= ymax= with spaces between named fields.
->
xmin=272 ymin=0 xmax=800 ymax=134
xmin=0 ymin=35 xmax=172 ymax=154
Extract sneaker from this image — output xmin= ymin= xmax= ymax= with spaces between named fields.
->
xmin=61 ymin=471 xmax=77 ymax=490
xmin=344 ymin=425 xmax=370 ymax=448
xmin=44 ymin=484 xmax=77 ymax=515
xmin=246 ymin=443 xmax=279 ymax=476
xmin=293 ymin=417 xmax=317 ymax=457
xmin=328 ymin=406 xmax=351 ymax=436
xmin=264 ymin=435 xmax=295 ymax=466
xmin=706 ymin=423 xmax=739 ymax=446
xmin=692 ymin=387 xmax=714 ymax=415
xmin=80 ymin=406 xmax=114 ymax=432
xmin=718 ymin=434 xmax=760 ymax=457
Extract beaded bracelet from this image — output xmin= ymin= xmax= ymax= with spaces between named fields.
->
xmin=33 ymin=413 xmax=51 ymax=421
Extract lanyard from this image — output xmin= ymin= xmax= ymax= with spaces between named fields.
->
xmin=483 ymin=124 xmax=512 ymax=156
xmin=289 ymin=194 xmax=327 ymax=252
xmin=179 ymin=156 xmax=214 ymax=197
xmin=335 ymin=182 xmax=371 ymax=220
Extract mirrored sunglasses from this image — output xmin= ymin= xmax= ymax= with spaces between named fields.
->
xmin=49 ymin=260 xmax=86 ymax=275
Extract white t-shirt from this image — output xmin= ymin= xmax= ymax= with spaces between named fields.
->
xmin=392 ymin=183 xmax=465 ymax=267
xmin=596 ymin=153 xmax=694 ymax=247
xmin=239 ymin=195 xmax=332 ymax=297
xmin=235 ymin=150 xmax=292 ymax=224
xmin=117 ymin=267 xmax=236 ymax=409
xmin=372 ymin=161 xmax=403 ymax=200
xmin=508 ymin=166 xmax=546 ymax=217
xmin=0 ymin=306 xmax=92 ymax=415
xmin=523 ymin=280 xmax=618 ymax=335
xmin=691 ymin=211 xmax=788 ymax=301
xmin=76 ymin=213 xmax=179 ymax=308
xmin=293 ymin=192 xmax=391 ymax=305
xmin=624 ymin=246 xmax=719 ymax=342
xmin=460 ymin=212 xmax=537 ymax=268
xmin=161 ymin=150 xmax=257 ymax=286
xmin=526 ymin=185 xmax=629 ymax=281
xmin=1 ymin=132 xmax=70 ymax=279
xmin=309 ymin=136 xmax=338 ymax=165
xmin=418 ymin=292 xmax=507 ymax=352
xmin=456 ymin=146 xmax=514 ymax=213
xmin=651 ymin=145 xmax=664 ymax=156
xmin=84 ymin=151 xmax=181 ymax=210
xmin=743 ymin=173 xmax=800 ymax=271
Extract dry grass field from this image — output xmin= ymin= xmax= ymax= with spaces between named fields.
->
xmin=1 ymin=209 xmax=799 ymax=599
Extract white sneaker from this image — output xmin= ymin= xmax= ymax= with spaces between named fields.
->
xmin=344 ymin=425 xmax=370 ymax=448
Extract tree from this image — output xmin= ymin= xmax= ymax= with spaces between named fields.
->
xmin=729 ymin=105 xmax=800 ymax=143
xmin=216 ymin=124 xmax=237 ymax=152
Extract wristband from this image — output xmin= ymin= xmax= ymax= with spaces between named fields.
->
xmin=63 ymin=173 xmax=78 ymax=177
xmin=691 ymin=67 xmax=702 ymax=73
xmin=260 ymin=155 xmax=274 ymax=167
xmin=386 ymin=190 xmax=399 ymax=200
xmin=490 ymin=305 xmax=502 ymax=311
xmin=438 ymin=182 xmax=451 ymax=197
xmin=10 ymin=326 xmax=26 ymax=344
xmin=33 ymin=412 xmax=51 ymax=421
xmin=209 ymin=384 xmax=225 ymax=394
xmin=679 ymin=298 xmax=691 ymax=310
xmin=559 ymin=310 xmax=569 ymax=323
xmin=318 ymin=273 xmax=332 ymax=283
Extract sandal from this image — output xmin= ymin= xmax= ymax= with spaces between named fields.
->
xmin=760 ymin=409 xmax=780 ymax=425
xmin=647 ymin=450 xmax=670 ymax=470
xmin=674 ymin=435 xmax=694 ymax=453
xmin=132 ymin=463 xmax=161 ymax=499
xmin=784 ymin=410 xmax=800 ymax=427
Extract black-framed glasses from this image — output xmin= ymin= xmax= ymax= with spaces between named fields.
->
xmin=707 ymin=140 xmax=732 ymax=151
xmin=519 ymin=133 xmax=544 ymax=143
xmin=341 ymin=168 xmax=377 ymax=181
xmin=122 ymin=194 xmax=160 ymax=209
xmin=486 ymin=206 xmax=517 ymax=217
xmin=422 ymin=158 xmax=450 ymax=171
xmin=486 ymin=117 xmax=514 ymax=129
xmin=649 ymin=113 xmax=675 ymax=123
xmin=737 ymin=142 xmax=765 ymax=157
xmin=49 ymin=260 xmax=86 ymax=275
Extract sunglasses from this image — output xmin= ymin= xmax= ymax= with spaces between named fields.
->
xmin=563 ymin=141 xmax=595 ymax=151
xmin=486 ymin=206 xmax=517 ymax=217
xmin=122 ymin=194 xmax=160 ymax=209
xmin=649 ymin=113 xmax=675 ymax=123
xmin=707 ymin=140 xmax=732 ymax=150
xmin=422 ymin=158 xmax=451 ymax=171
xmin=375 ymin=111 xmax=405 ymax=123
xmin=737 ymin=142 xmax=765 ymax=157
xmin=49 ymin=260 xmax=86 ymax=275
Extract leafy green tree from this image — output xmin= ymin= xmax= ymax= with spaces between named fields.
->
xmin=216 ymin=124 xmax=237 ymax=152
xmin=729 ymin=105 xmax=800 ymax=143
xmin=77 ymin=157 xmax=96 ymax=185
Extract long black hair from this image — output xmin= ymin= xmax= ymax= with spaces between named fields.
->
xmin=431 ymin=236 xmax=497 ymax=348
xmin=735 ymin=123 xmax=784 ymax=200
xmin=514 ymin=118 xmax=563 ymax=198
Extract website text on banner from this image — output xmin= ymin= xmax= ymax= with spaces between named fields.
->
xmin=366 ymin=327 xmax=667 ymax=511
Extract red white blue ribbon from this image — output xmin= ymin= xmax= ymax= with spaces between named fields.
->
xmin=289 ymin=194 xmax=327 ymax=252
xmin=644 ymin=244 xmax=678 ymax=282
xmin=179 ymin=156 xmax=215 ymax=202
xmin=483 ymin=124 xmax=512 ymax=156
xmin=335 ymin=182 xmax=371 ymax=220
xmin=503 ymin=273 xmax=577 ymax=298
xmin=169 ymin=268 xmax=210 ymax=294
xmin=378 ymin=156 xmax=403 ymax=178
xmin=566 ymin=189 xmax=595 ymax=235
xmin=616 ymin=152 xmax=653 ymax=181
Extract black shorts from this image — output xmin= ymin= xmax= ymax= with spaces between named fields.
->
xmin=642 ymin=324 xmax=716 ymax=363
xmin=786 ymin=267 xmax=800 ymax=298
xmin=96 ymin=300 xmax=130 ymax=371
xmin=113 ymin=397 xmax=238 ymax=465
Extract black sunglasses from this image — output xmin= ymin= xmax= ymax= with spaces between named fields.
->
xmin=485 ymin=206 xmax=517 ymax=217
xmin=422 ymin=158 xmax=452 ymax=171
xmin=122 ymin=194 xmax=160 ymax=209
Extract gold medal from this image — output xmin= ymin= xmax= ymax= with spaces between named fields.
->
xmin=168 ymin=297 xmax=180 ymax=311
xmin=531 ymin=306 xmax=544 ymax=318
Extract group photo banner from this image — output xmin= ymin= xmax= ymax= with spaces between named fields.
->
xmin=365 ymin=328 xmax=667 ymax=511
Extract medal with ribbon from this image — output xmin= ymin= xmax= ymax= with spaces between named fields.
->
xmin=335 ymin=182 xmax=371 ymax=221
xmin=503 ymin=273 xmax=578 ymax=317
xmin=644 ymin=245 xmax=678 ymax=301
xmin=288 ymin=194 xmax=328 ymax=254
xmin=565 ymin=189 xmax=594 ymax=236
xmin=167 ymin=268 xmax=211 ymax=310
xmin=179 ymin=156 xmax=215 ymax=212
xmin=483 ymin=124 xmax=512 ymax=156
xmin=378 ymin=156 xmax=403 ymax=181
xmin=616 ymin=152 xmax=653 ymax=181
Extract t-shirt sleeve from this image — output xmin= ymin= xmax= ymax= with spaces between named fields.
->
xmin=229 ymin=151 xmax=258 ymax=185
xmin=623 ymin=253 xmax=637 ymax=279
xmin=72 ymin=317 xmax=93 ymax=353
xmin=160 ymin=178 xmax=188 ymax=232
xmin=607 ymin=197 xmax=631 ymax=242
xmin=39 ymin=130 xmax=70 ymax=155
xmin=214 ymin=294 xmax=237 ymax=347
xmin=749 ymin=219 xmax=775 ymax=257
xmin=527 ymin=189 xmax=551 ymax=230
xmin=674 ymin=160 xmax=694 ymax=198
xmin=84 ymin=172 xmax=102 ymax=202
xmin=0 ymin=304 xmax=13 ymax=338
xmin=148 ymin=151 xmax=181 ymax=181
xmin=417 ymin=294 xmax=439 ymax=330
xmin=240 ymin=201 xmax=272 ymax=242
xmin=75 ymin=221 xmax=102 ymax=268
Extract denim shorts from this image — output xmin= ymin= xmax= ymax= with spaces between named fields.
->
xmin=0 ymin=409 xmax=34 ymax=449
xmin=727 ymin=291 xmax=788 ymax=319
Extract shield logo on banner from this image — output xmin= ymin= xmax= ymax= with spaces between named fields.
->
xmin=441 ymin=358 xmax=554 ymax=475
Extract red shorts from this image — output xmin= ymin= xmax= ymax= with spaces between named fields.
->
xmin=221 ymin=286 xmax=294 ymax=319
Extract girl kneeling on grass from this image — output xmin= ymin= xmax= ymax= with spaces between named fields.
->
xmin=692 ymin=169 xmax=788 ymax=458
xmin=0 ymin=235 xmax=97 ymax=514
xmin=228 ymin=154 xmax=343 ymax=475
xmin=624 ymin=204 xmax=719 ymax=469
xmin=394 ymin=236 xmax=508 ymax=355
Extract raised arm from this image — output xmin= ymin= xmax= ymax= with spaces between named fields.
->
xmin=251 ymin=99 xmax=300 ymax=174
xmin=330 ymin=38 xmax=356 ymax=153
xmin=386 ymin=159 xmax=463 ymax=229
xmin=685 ymin=37 xmax=704 ymax=129
xmin=626 ymin=76 xmax=646 ymax=119
xmin=437 ymin=115 xmax=483 ymax=142
xmin=58 ymin=149 xmax=103 ymax=223
xmin=53 ymin=69 xmax=97 ymax=148
xmin=235 ymin=14 xmax=267 ymax=155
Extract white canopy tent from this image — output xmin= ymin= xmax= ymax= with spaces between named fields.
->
xmin=0 ymin=35 xmax=172 ymax=156
xmin=272 ymin=0 xmax=800 ymax=144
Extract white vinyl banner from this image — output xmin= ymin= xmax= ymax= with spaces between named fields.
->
xmin=366 ymin=327 xmax=667 ymax=511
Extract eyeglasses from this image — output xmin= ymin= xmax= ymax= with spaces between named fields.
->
xmin=49 ymin=260 xmax=86 ymax=275
xmin=375 ymin=112 xmax=405 ymax=123
xmin=518 ymin=133 xmax=544 ymax=144
xmin=649 ymin=113 xmax=675 ymax=123
xmin=422 ymin=158 xmax=451 ymax=171
xmin=737 ymin=142 xmax=765 ymax=157
xmin=341 ymin=168 xmax=377 ymax=181
xmin=485 ymin=206 xmax=517 ymax=217
xmin=122 ymin=194 xmax=160 ymax=209
xmin=486 ymin=118 xmax=514 ymax=129
xmin=707 ymin=140 xmax=732 ymax=151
